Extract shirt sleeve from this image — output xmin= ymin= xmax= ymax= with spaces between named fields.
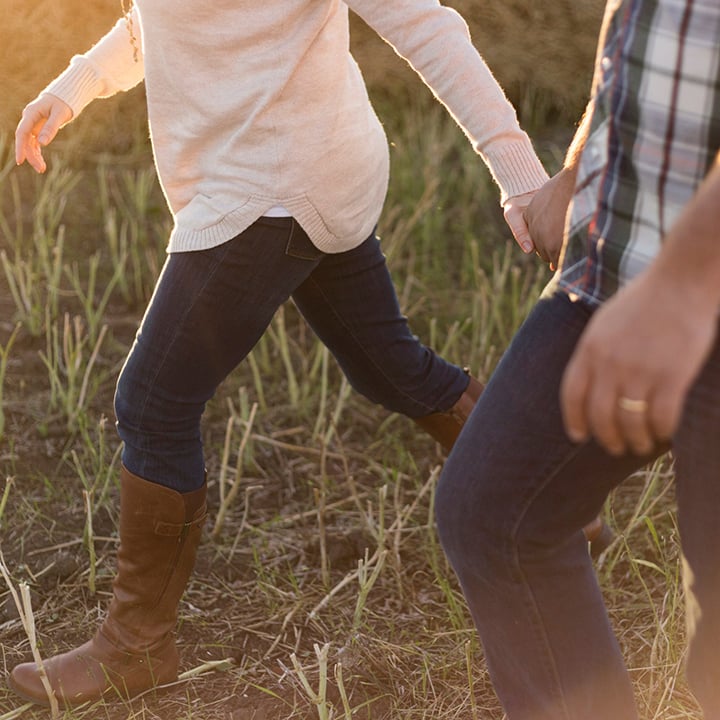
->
xmin=347 ymin=0 xmax=548 ymax=201
xmin=43 ymin=7 xmax=145 ymax=119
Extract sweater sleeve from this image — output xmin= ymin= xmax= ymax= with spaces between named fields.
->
xmin=43 ymin=7 xmax=145 ymax=119
xmin=347 ymin=0 xmax=548 ymax=202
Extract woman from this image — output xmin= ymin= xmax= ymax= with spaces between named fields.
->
xmin=11 ymin=0 xmax=549 ymax=707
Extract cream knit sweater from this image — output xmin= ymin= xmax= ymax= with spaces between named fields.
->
xmin=45 ymin=0 xmax=548 ymax=253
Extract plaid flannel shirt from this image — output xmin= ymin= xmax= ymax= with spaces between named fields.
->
xmin=558 ymin=0 xmax=720 ymax=305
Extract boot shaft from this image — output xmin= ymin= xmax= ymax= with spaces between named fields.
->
xmin=413 ymin=374 xmax=484 ymax=451
xmin=103 ymin=467 xmax=207 ymax=652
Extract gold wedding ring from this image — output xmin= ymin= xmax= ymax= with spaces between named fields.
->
xmin=618 ymin=396 xmax=648 ymax=413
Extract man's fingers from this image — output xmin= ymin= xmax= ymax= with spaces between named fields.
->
xmin=559 ymin=349 xmax=591 ymax=444
xmin=564 ymin=363 xmax=683 ymax=456
xmin=616 ymin=393 xmax=654 ymax=455
xmin=586 ymin=379 xmax=626 ymax=455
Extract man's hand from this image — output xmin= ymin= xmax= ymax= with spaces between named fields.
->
xmin=561 ymin=150 xmax=720 ymax=456
xmin=560 ymin=271 xmax=717 ymax=456
xmin=502 ymin=191 xmax=537 ymax=255
xmin=523 ymin=167 xmax=576 ymax=269
xmin=15 ymin=94 xmax=73 ymax=174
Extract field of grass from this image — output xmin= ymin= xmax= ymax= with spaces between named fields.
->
xmin=0 ymin=2 xmax=700 ymax=719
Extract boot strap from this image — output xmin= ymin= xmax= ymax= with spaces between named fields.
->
xmin=154 ymin=510 xmax=207 ymax=537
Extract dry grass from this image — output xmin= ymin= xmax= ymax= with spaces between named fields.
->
xmin=0 ymin=1 xmax=701 ymax=718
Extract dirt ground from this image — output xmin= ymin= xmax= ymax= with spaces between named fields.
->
xmin=0 ymin=276 xmax=495 ymax=719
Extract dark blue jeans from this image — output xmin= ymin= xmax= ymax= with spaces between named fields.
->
xmin=436 ymin=290 xmax=720 ymax=720
xmin=114 ymin=217 xmax=468 ymax=491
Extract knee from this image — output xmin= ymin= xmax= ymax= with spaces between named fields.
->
xmin=436 ymin=456 xmax=492 ymax=568
xmin=435 ymin=449 xmax=528 ymax=586
xmin=114 ymin=365 xmax=142 ymax=439
xmin=113 ymin=359 xmax=166 ymax=440
xmin=116 ymin=354 xmax=210 ymax=438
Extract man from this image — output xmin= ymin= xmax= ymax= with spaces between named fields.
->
xmin=435 ymin=1 xmax=720 ymax=718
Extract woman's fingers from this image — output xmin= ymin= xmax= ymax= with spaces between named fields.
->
xmin=15 ymin=95 xmax=73 ymax=173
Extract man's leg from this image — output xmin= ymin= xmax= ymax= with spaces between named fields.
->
xmin=673 ymin=328 xmax=720 ymax=718
xmin=436 ymin=291 xmax=663 ymax=720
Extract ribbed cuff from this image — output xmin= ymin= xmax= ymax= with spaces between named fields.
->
xmin=480 ymin=137 xmax=550 ymax=204
xmin=44 ymin=57 xmax=105 ymax=118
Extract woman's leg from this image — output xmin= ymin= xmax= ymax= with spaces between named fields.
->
xmin=9 ymin=218 xmax=326 ymax=707
xmin=436 ymin=291 xmax=664 ymax=720
xmin=291 ymin=231 xmax=469 ymax=418
xmin=115 ymin=217 xmax=325 ymax=491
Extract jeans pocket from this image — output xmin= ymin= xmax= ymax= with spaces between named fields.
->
xmin=285 ymin=220 xmax=325 ymax=261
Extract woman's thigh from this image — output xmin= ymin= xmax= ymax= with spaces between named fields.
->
xmin=115 ymin=218 xmax=323 ymax=486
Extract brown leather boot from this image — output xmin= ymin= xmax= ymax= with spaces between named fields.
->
xmin=9 ymin=466 xmax=207 ymax=708
xmin=413 ymin=373 xmax=613 ymax=554
xmin=413 ymin=374 xmax=484 ymax=449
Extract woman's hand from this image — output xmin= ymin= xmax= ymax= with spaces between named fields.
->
xmin=15 ymin=94 xmax=73 ymax=173
xmin=502 ymin=190 xmax=537 ymax=254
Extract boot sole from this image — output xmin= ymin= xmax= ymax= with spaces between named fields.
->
xmin=7 ymin=672 xmax=179 ymax=709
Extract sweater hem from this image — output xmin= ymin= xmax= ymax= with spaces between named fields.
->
xmin=166 ymin=203 xmax=379 ymax=255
